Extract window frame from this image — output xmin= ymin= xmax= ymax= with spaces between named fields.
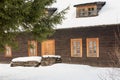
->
xmin=28 ymin=40 xmax=38 ymax=56
xmin=86 ymin=38 xmax=99 ymax=57
xmin=71 ymin=38 xmax=82 ymax=57
xmin=5 ymin=45 xmax=12 ymax=57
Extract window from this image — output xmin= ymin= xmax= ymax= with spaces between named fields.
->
xmin=86 ymin=38 xmax=99 ymax=57
xmin=41 ymin=40 xmax=55 ymax=56
xmin=5 ymin=45 xmax=12 ymax=57
xmin=88 ymin=7 xmax=96 ymax=16
xmin=77 ymin=6 xmax=97 ymax=17
xmin=79 ymin=8 xmax=86 ymax=17
xmin=28 ymin=40 xmax=37 ymax=56
xmin=71 ymin=39 xmax=82 ymax=57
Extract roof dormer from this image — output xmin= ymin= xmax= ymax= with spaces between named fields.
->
xmin=74 ymin=1 xmax=106 ymax=18
xmin=47 ymin=8 xmax=57 ymax=16
xmin=45 ymin=8 xmax=57 ymax=16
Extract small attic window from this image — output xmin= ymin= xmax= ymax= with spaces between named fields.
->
xmin=45 ymin=8 xmax=57 ymax=16
xmin=74 ymin=1 xmax=106 ymax=18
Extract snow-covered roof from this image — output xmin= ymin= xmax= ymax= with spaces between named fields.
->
xmin=51 ymin=0 xmax=120 ymax=29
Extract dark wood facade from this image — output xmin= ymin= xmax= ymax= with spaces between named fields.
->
xmin=0 ymin=24 xmax=120 ymax=67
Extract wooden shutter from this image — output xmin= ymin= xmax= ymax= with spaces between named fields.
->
xmin=41 ymin=40 xmax=55 ymax=56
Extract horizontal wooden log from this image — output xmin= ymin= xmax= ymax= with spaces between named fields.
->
xmin=10 ymin=61 xmax=40 ymax=67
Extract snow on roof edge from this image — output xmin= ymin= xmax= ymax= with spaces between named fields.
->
xmin=55 ymin=23 xmax=120 ymax=30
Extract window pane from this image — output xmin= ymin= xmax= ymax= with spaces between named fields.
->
xmin=88 ymin=7 xmax=96 ymax=16
xmin=73 ymin=41 xmax=77 ymax=54
xmin=76 ymin=41 xmax=80 ymax=54
xmin=93 ymin=41 xmax=97 ymax=53
xmin=79 ymin=9 xmax=86 ymax=16
xmin=89 ymin=41 xmax=93 ymax=48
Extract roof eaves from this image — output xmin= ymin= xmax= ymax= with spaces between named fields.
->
xmin=74 ymin=1 xmax=106 ymax=7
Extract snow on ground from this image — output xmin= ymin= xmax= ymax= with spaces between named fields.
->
xmin=0 ymin=63 xmax=120 ymax=80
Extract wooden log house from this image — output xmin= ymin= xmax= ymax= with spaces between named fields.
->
xmin=0 ymin=0 xmax=120 ymax=67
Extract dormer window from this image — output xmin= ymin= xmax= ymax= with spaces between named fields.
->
xmin=74 ymin=1 xmax=106 ymax=18
xmin=45 ymin=8 xmax=57 ymax=16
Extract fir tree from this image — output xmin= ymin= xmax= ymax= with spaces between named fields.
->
xmin=0 ymin=0 xmax=68 ymax=51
